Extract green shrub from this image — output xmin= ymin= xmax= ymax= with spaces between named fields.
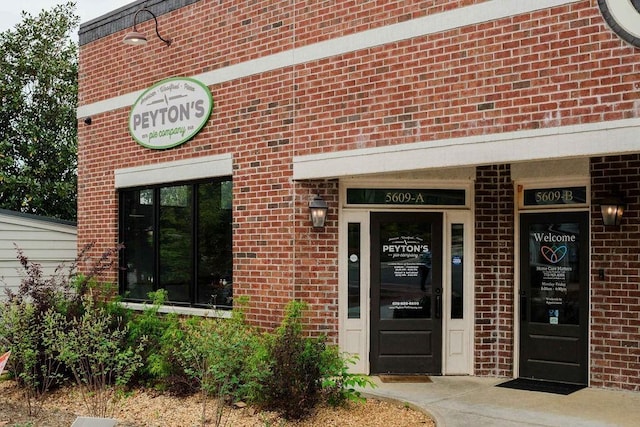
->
xmin=259 ymin=300 xmax=376 ymax=419
xmin=117 ymin=290 xmax=185 ymax=389
xmin=0 ymin=244 xmax=122 ymax=387
xmin=172 ymin=309 xmax=266 ymax=400
xmin=168 ymin=305 xmax=267 ymax=426
xmin=0 ymin=302 xmax=63 ymax=416
xmin=2 ymin=250 xmax=375 ymax=422
xmin=320 ymin=348 xmax=376 ymax=407
xmin=43 ymin=296 xmax=146 ymax=417
xmin=260 ymin=300 xmax=326 ymax=419
xmin=0 ymin=244 xmax=121 ymax=414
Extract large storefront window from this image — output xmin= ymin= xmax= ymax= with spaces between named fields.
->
xmin=120 ymin=178 xmax=232 ymax=309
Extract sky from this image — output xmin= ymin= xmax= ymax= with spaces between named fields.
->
xmin=0 ymin=0 xmax=135 ymax=33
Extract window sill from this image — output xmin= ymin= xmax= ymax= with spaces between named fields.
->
xmin=122 ymin=302 xmax=232 ymax=319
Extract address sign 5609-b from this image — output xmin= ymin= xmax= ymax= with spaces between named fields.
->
xmin=523 ymin=187 xmax=587 ymax=207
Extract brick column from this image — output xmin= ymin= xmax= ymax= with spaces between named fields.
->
xmin=475 ymin=164 xmax=515 ymax=377
xmin=590 ymin=154 xmax=640 ymax=391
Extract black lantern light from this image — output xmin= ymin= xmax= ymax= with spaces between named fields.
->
xmin=309 ymin=195 xmax=328 ymax=228
xmin=600 ymin=196 xmax=625 ymax=227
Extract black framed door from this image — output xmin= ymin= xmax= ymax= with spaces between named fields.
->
xmin=519 ymin=211 xmax=589 ymax=384
xmin=370 ymin=212 xmax=443 ymax=374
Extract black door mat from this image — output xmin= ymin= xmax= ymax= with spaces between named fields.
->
xmin=379 ymin=375 xmax=432 ymax=383
xmin=497 ymin=378 xmax=586 ymax=395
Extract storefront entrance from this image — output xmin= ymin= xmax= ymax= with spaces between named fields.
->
xmin=519 ymin=211 xmax=589 ymax=384
xmin=370 ymin=212 xmax=443 ymax=374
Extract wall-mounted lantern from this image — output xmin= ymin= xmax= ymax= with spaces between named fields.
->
xmin=309 ymin=195 xmax=328 ymax=228
xmin=600 ymin=195 xmax=625 ymax=227
xmin=123 ymin=7 xmax=172 ymax=46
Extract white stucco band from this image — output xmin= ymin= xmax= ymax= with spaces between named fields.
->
xmin=292 ymin=118 xmax=640 ymax=180
xmin=114 ymin=153 xmax=233 ymax=188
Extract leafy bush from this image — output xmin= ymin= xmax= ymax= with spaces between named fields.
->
xmin=0 ymin=243 xmax=130 ymax=416
xmin=0 ymin=246 xmax=81 ymax=395
xmin=173 ymin=311 xmax=265 ymax=397
xmin=168 ymin=305 xmax=267 ymax=426
xmin=320 ymin=349 xmax=376 ymax=407
xmin=259 ymin=300 xmax=376 ymax=419
xmin=0 ymin=302 xmax=63 ymax=416
xmin=115 ymin=290 xmax=185 ymax=389
xmin=1 ymin=248 xmax=375 ymax=423
xmin=43 ymin=296 xmax=146 ymax=417
xmin=260 ymin=301 xmax=326 ymax=419
xmin=0 ymin=244 xmax=120 ymax=414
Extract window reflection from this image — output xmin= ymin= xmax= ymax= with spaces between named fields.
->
xmin=197 ymin=181 xmax=233 ymax=307
xmin=120 ymin=178 xmax=232 ymax=309
xmin=159 ymin=185 xmax=192 ymax=303
xmin=451 ymin=224 xmax=464 ymax=319
xmin=122 ymin=190 xmax=155 ymax=300
xmin=347 ymin=223 xmax=361 ymax=319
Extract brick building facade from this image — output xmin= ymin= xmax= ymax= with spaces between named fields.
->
xmin=78 ymin=0 xmax=640 ymax=390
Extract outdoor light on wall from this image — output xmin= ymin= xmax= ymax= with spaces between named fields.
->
xmin=600 ymin=195 xmax=625 ymax=227
xmin=123 ymin=7 xmax=172 ymax=46
xmin=309 ymin=195 xmax=328 ymax=228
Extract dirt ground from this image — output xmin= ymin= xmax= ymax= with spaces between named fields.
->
xmin=0 ymin=380 xmax=435 ymax=426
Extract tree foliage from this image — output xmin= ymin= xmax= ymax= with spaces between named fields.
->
xmin=0 ymin=2 xmax=79 ymax=221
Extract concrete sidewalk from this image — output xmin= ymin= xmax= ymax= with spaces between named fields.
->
xmin=365 ymin=376 xmax=640 ymax=426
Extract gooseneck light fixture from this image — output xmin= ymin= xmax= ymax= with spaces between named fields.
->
xmin=309 ymin=195 xmax=328 ymax=228
xmin=600 ymin=195 xmax=625 ymax=227
xmin=123 ymin=7 xmax=172 ymax=47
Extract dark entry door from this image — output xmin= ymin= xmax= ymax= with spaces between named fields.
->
xmin=519 ymin=211 xmax=589 ymax=384
xmin=370 ymin=212 xmax=443 ymax=374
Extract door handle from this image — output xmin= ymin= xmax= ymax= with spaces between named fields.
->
xmin=520 ymin=291 xmax=527 ymax=321
xmin=435 ymin=289 xmax=442 ymax=319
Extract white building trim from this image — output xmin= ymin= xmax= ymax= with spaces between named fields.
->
xmin=292 ymin=118 xmax=640 ymax=180
xmin=114 ymin=153 xmax=233 ymax=188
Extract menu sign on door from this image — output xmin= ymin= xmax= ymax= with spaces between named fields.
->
xmin=379 ymin=231 xmax=432 ymax=319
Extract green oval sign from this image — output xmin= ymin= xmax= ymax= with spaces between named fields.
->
xmin=128 ymin=77 xmax=213 ymax=149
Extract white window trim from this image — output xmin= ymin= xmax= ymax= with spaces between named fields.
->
xmin=114 ymin=154 xmax=233 ymax=188
xmin=116 ymin=154 xmax=233 ymax=318
xmin=123 ymin=302 xmax=232 ymax=319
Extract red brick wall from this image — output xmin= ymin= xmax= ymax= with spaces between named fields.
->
xmin=79 ymin=0 xmax=501 ymax=332
xmin=590 ymin=155 xmax=640 ymax=391
xmin=79 ymin=0 xmax=491 ymax=106
xmin=80 ymin=1 xmax=639 ymax=165
xmin=292 ymin=181 xmax=340 ymax=339
xmin=474 ymin=165 xmax=514 ymax=377
xmin=78 ymin=0 xmax=640 ymax=381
